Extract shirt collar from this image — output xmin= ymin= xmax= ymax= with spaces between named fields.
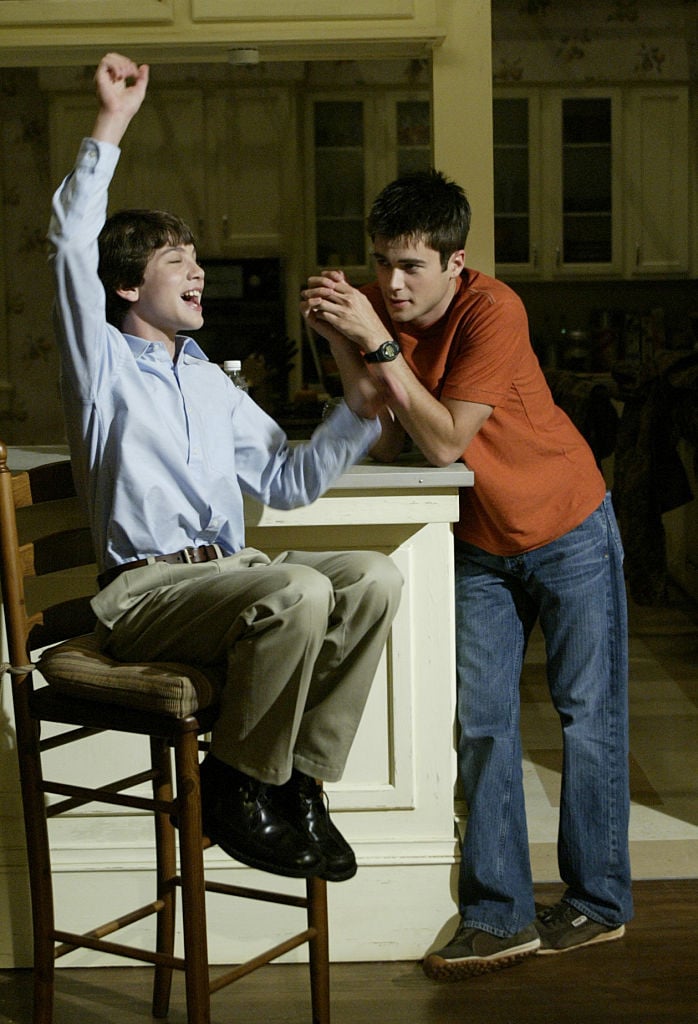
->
xmin=123 ymin=333 xmax=209 ymax=363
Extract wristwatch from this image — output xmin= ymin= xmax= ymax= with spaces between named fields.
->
xmin=363 ymin=339 xmax=401 ymax=363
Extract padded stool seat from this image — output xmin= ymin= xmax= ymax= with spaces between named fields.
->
xmin=37 ymin=632 xmax=224 ymax=717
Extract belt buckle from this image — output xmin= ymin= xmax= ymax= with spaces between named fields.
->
xmin=182 ymin=547 xmax=195 ymax=564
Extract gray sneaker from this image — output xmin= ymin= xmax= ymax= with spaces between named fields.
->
xmin=423 ymin=921 xmax=540 ymax=980
xmin=536 ymin=901 xmax=626 ymax=955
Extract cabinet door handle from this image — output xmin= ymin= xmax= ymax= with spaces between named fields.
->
xmin=532 ymin=245 xmax=538 ymax=269
xmin=636 ymin=244 xmax=641 ymax=267
xmin=222 ymin=215 xmax=229 ymax=239
xmin=555 ymin=247 xmax=561 ymax=268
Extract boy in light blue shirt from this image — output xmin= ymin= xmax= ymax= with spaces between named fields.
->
xmin=48 ymin=52 xmax=402 ymax=883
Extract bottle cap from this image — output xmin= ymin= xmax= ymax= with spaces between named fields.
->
xmin=223 ymin=360 xmax=242 ymax=372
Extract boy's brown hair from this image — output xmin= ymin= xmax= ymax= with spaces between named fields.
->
xmin=98 ymin=209 xmax=196 ymax=327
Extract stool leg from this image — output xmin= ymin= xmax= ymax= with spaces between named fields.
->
xmin=151 ymin=737 xmax=176 ymax=1019
xmin=18 ymin=723 xmax=55 ymax=1024
xmin=175 ymin=731 xmax=210 ymax=1024
xmin=28 ymin=816 xmax=55 ymax=1024
xmin=307 ymin=876 xmax=330 ymax=1024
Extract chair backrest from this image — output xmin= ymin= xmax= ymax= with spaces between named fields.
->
xmin=0 ymin=443 xmax=97 ymax=693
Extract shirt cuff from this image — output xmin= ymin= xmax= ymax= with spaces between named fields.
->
xmin=76 ymin=137 xmax=121 ymax=176
xmin=322 ymin=398 xmax=382 ymax=448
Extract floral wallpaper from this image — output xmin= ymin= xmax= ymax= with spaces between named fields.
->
xmin=492 ymin=0 xmax=697 ymax=82
xmin=0 ymin=1 xmax=696 ymax=444
xmin=0 ymin=69 xmax=60 ymax=445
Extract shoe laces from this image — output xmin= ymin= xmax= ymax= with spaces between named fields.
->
xmin=241 ymin=775 xmax=269 ymax=804
xmin=538 ymin=902 xmax=577 ymax=927
xmin=451 ymin=921 xmax=476 ymax=942
xmin=292 ymin=771 xmax=327 ymax=808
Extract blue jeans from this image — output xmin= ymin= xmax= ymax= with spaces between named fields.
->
xmin=454 ymin=494 xmax=633 ymax=936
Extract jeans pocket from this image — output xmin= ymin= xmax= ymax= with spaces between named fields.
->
xmin=603 ymin=492 xmax=625 ymax=559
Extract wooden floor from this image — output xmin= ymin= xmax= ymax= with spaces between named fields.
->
xmin=1 ymin=879 xmax=696 ymax=1024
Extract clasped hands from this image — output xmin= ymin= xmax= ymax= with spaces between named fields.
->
xmin=301 ymin=270 xmax=404 ymax=422
xmin=301 ymin=270 xmax=385 ymax=352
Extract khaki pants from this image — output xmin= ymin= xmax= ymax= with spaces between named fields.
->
xmin=94 ymin=548 xmax=403 ymax=784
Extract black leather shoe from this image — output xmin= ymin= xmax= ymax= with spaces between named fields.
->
xmin=274 ymin=770 xmax=357 ymax=882
xmin=199 ymin=755 xmax=322 ymax=879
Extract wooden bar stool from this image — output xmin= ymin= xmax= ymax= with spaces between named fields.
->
xmin=0 ymin=443 xmax=330 ymax=1024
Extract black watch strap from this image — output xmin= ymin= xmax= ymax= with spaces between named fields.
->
xmin=364 ymin=339 xmax=401 ymax=363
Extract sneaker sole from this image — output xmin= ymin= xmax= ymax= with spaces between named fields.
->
xmin=537 ymin=923 xmax=625 ymax=955
xmin=423 ymin=939 xmax=540 ymax=981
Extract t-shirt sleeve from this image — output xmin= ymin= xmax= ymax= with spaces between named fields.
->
xmin=439 ymin=290 xmax=530 ymax=409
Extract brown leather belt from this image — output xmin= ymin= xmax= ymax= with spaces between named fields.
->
xmin=98 ymin=544 xmax=225 ymax=590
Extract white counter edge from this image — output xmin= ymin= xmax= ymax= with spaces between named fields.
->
xmin=6 ymin=445 xmax=474 ymax=491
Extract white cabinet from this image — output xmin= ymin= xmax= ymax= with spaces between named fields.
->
xmin=493 ymin=85 xmax=692 ymax=281
xmin=623 ymin=87 xmax=690 ymax=277
xmin=494 ymin=88 xmax=623 ymax=279
xmin=204 ymin=88 xmax=294 ymax=257
xmin=191 ymin=0 xmax=423 ymax=19
xmin=50 ymin=90 xmax=207 ymax=241
xmin=542 ymin=89 xmax=623 ymax=278
xmin=304 ymin=91 xmax=431 ymax=276
xmin=50 ymin=88 xmax=292 ymax=259
xmin=0 ymin=0 xmax=173 ymax=26
xmin=493 ymin=90 xmax=542 ymax=277
xmin=2 ymin=0 xmax=433 ymax=28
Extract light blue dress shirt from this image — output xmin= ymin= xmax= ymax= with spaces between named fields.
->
xmin=48 ymin=138 xmax=380 ymax=572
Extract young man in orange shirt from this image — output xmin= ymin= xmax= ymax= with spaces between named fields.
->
xmin=302 ymin=169 xmax=632 ymax=977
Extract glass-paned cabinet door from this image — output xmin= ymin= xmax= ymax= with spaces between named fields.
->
xmin=546 ymin=91 xmax=622 ymax=275
xmin=489 ymin=92 xmax=536 ymax=274
xmin=307 ymin=92 xmax=430 ymax=275
xmin=394 ymin=98 xmax=431 ymax=176
xmin=312 ymin=100 xmax=366 ymax=268
xmin=561 ymin=97 xmax=612 ymax=263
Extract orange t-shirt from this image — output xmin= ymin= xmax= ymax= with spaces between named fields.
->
xmin=362 ymin=270 xmax=606 ymax=555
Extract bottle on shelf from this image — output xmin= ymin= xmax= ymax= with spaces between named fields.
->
xmin=223 ymin=359 xmax=249 ymax=393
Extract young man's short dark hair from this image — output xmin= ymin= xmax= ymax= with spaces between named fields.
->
xmin=366 ymin=169 xmax=472 ymax=269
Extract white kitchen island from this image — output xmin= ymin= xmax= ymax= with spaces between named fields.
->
xmin=0 ymin=446 xmax=472 ymax=966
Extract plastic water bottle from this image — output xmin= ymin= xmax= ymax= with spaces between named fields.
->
xmin=223 ymin=359 xmax=249 ymax=393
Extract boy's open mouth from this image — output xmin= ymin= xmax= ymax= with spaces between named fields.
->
xmin=181 ymin=289 xmax=202 ymax=310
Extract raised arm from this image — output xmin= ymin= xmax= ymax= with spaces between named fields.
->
xmin=48 ymin=53 xmax=150 ymax=401
xmin=91 ymin=52 xmax=150 ymax=147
